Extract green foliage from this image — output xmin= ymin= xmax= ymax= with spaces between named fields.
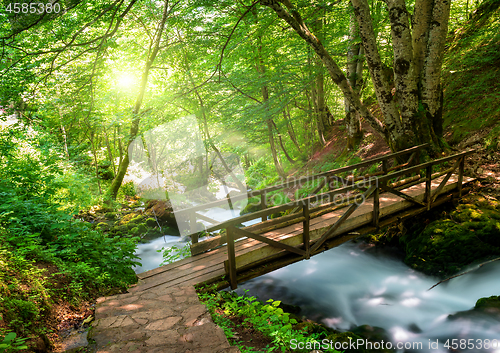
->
xmin=198 ymin=290 xmax=341 ymax=353
xmin=0 ymin=332 xmax=28 ymax=353
xmin=0 ymin=124 xmax=140 ymax=338
xmin=245 ymin=158 xmax=281 ymax=191
xmin=239 ymin=196 xmax=262 ymax=216
xmin=158 ymin=242 xmax=191 ymax=266
xmin=0 ymin=247 xmax=50 ymax=336
xmin=484 ymin=125 xmax=500 ymax=151
xmin=119 ymin=182 xmax=137 ymax=198
xmin=443 ymin=0 xmax=500 ymax=145
xmin=295 ymin=179 xmax=326 ymax=200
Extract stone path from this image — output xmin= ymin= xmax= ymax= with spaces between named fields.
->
xmin=90 ymin=285 xmax=240 ymax=353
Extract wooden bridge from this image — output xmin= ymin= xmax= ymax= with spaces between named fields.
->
xmin=130 ymin=145 xmax=475 ymax=293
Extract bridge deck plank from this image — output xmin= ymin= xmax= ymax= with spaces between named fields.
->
xmin=130 ymin=174 xmax=473 ymax=293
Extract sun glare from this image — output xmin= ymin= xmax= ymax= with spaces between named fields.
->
xmin=117 ymin=74 xmax=135 ymax=88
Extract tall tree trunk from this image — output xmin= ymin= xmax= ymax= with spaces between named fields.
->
xmin=88 ymin=131 xmax=102 ymax=195
xmin=308 ymin=49 xmax=326 ymax=146
xmin=104 ymin=130 xmax=115 ymax=176
xmin=272 ymin=120 xmax=295 ymax=164
xmin=107 ymin=0 xmax=170 ymax=201
xmin=283 ymin=107 xmax=302 ymax=153
xmin=117 ymin=125 xmax=123 ymax=166
xmin=420 ymin=0 xmax=450 ymax=143
xmin=266 ymin=119 xmax=286 ymax=178
xmin=255 ymin=32 xmax=287 ymax=178
xmin=304 ymin=90 xmax=314 ymax=156
xmin=261 ymin=0 xmax=387 ymax=141
xmin=261 ymin=0 xmax=448 ymax=155
xmin=345 ymin=12 xmax=363 ymax=150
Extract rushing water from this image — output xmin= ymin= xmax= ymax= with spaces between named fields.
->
xmin=233 ymin=241 xmax=500 ymax=352
xmin=132 ymin=196 xmax=500 ymax=352
xmin=133 ymin=204 xmax=258 ymax=273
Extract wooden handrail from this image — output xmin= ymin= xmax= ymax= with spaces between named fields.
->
xmin=221 ymin=148 xmax=474 ymax=289
xmin=198 ymin=149 xmax=474 ymax=235
xmin=175 ymin=144 xmax=429 ymax=215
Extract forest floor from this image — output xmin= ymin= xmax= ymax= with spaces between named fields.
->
xmin=307 ymin=119 xmax=390 ymax=169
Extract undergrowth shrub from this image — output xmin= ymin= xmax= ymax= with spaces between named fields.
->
xmin=0 ymin=124 xmax=140 ymax=338
xmin=198 ymin=290 xmax=342 ymax=353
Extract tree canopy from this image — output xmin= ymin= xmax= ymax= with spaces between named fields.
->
xmin=0 ymin=0 xmax=483 ymax=194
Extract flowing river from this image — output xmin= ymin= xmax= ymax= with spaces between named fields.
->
xmin=133 ymin=205 xmax=258 ymax=273
xmin=133 ymin=205 xmax=500 ymax=353
xmin=235 ymin=242 xmax=500 ymax=352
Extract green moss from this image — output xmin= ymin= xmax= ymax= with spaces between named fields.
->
xmin=119 ymin=213 xmax=143 ymax=226
xmin=400 ymin=195 xmax=500 ymax=276
xmin=136 ymin=224 xmax=147 ymax=234
xmin=475 ymin=295 xmax=500 ymax=310
xmin=449 ymin=295 xmax=500 ymax=320
xmin=112 ymin=225 xmax=128 ymax=234
xmin=293 ymin=322 xmax=323 ymax=335
xmin=105 ymin=212 xmax=117 ymax=220
xmin=95 ymin=222 xmax=109 ymax=231
xmin=145 ymin=218 xmax=157 ymax=227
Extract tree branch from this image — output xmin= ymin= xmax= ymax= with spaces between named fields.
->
xmin=428 ymin=257 xmax=500 ymax=291
xmin=261 ymin=0 xmax=386 ymax=137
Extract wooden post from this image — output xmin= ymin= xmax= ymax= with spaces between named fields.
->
xmin=381 ymin=160 xmax=388 ymax=189
xmin=302 ymin=202 xmax=310 ymax=259
xmin=226 ymin=193 xmax=234 ymax=210
xmin=190 ymin=212 xmax=198 ymax=244
xmin=261 ymin=192 xmax=267 ymax=222
xmin=425 ymin=165 xmax=432 ymax=211
xmin=226 ymin=227 xmax=238 ymax=290
xmin=458 ymin=156 xmax=464 ymax=197
xmin=373 ymin=185 xmax=380 ymax=228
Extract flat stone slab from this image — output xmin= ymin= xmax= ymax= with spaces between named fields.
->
xmin=91 ymin=285 xmax=239 ymax=353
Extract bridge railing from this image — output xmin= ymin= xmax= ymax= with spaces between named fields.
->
xmin=221 ymin=148 xmax=474 ymax=289
xmin=177 ymin=143 xmax=429 ymax=254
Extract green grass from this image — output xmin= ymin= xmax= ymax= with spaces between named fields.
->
xmin=443 ymin=0 xmax=500 ymax=145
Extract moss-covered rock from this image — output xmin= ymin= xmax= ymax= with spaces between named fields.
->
xmin=118 ymin=213 xmax=144 ymax=225
xmin=105 ymin=212 xmax=117 ymax=220
xmin=145 ymin=217 xmax=157 ymax=227
xmin=144 ymin=200 xmax=178 ymax=228
xmin=350 ymin=325 xmax=394 ymax=352
xmin=293 ymin=321 xmax=326 ymax=335
xmin=399 ymin=194 xmax=500 ymax=276
xmin=112 ymin=225 xmax=129 ymax=234
xmin=475 ymin=295 xmax=500 ymax=314
xmin=129 ymin=224 xmax=147 ymax=236
xmin=448 ymin=295 xmax=500 ymax=321
xmin=95 ymin=222 xmax=109 ymax=231
xmin=137 ymin=224 xmax=147 ymax=234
